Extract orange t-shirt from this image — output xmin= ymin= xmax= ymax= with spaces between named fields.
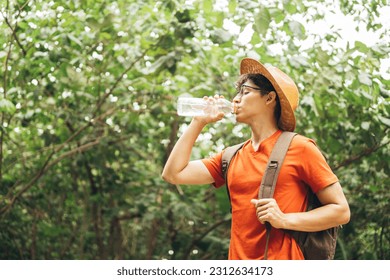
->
xmin=201 ymin=130 xmax=338 ymax=260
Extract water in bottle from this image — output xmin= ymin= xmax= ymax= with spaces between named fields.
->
xmin=177 ymin=97 xmax=233 ymax=117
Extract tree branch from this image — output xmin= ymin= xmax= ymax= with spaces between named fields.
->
xmin=3 ymin=16 xmax=26 ymax=57
xmin=1 ymin=22 xmax=170 ymax=216
xmin=184 ymin=216 xmax=231 ymax=259
xmin=0 ymin=28 xmax=14 ymax=185
xmin=92 ymin=35 xmax=165 ymax=118
xmin=333 ymin=139 xmax=390 ymax=171
xmin=0 ymin=137 xmax=104 ymax=215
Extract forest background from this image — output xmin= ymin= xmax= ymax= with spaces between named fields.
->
xmin=0 ymin=0 xmax=389 ymax=260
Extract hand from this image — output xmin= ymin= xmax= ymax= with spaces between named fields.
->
xmin=193 ymin=95 xmax=226 ymax=125
xmin=250 ymin=198 xmax=286 ymax=229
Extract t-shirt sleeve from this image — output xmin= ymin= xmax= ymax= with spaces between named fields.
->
xmin=201 ymin=151 xmax=225 ymax=188
xmin=298 ymin=138 xmax=339 ymax=194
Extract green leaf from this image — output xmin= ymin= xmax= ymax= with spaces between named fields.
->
xmin=269 ymin=8 xmax=285 ymax=24
xmin=285 ymin=1 xmax=297 ymax=14
xmin=377 ymin=115 xmax=390 ymax=127
xmin=355 ymin=41 xmax=369 ymax=52
xmin=86 ymin=17 xmax=100 ymax=29
xmin=358 ymin=72 xmax=372 ymax=86
xmin=175 ymin=10 xmax=191 ymax=23
xmin=254 ymin=8 xmax=271 ymax=36
xmin=99 ymin=32 xmax=112 ymax=40
xmin=316 ymin=49 xmax=330 ymax=64
xmin=67 ymin=34 xmax=83 ymax=47
xmin=228 ymin=0 xmax=237 ymax=13
xmin=361 ymin=121 xmax=370 ymax=130
xmin=211 ymin=28 xmax=233 ymax=44
xmin=203 ymin=0 xmax=213 ymax=13
xmin=0 ymin=98 xmax=16 ymax=114
xmin=288 ymin=20 xmax=306 ymax=39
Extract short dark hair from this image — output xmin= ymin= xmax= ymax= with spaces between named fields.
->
xmin=235 ymin=73 xmax=274 ymax=96
xmin=235 ymin=74 xmax=281 ymax=124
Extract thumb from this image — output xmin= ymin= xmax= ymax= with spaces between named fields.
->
xmin=250 ymin=199 xmax=259 ymax=206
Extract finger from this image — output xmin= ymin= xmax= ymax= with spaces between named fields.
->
xmin=203 ymin=96 xmax=215 ymax=102
xmin=216 ymin=112 xmax=224 ymax=120
xmin=250 ymin=199 xmax=259 ymax=206
xmin=256 ymin=205 xmax=267 ymax=213
xmin=256 ymin=207 xmax=270 ymax=217
xmin=251 ymin=199 xmax=270 ymax=209
xmin=257 ymin=211 xmax=268 ymax=224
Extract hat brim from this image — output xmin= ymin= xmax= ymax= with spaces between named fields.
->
xmin=240 ymin=58 xmax=297 ymax=132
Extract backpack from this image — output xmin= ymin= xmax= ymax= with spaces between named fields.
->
xmin=221 ymin=131 xmax=339 ymax=260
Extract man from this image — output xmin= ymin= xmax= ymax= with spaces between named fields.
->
xmin=162 ymin=58 xmax=350 ymax=260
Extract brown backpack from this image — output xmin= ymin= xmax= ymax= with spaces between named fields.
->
xmin=221 ymin=131 xmax=339 ymax=260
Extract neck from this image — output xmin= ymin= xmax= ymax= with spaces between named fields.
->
xmin=250 ymin=121 xmax=279 ymax=151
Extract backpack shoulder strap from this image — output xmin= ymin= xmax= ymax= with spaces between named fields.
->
xmin=259 ymin=131 xmax=297 ymax=199
xmin=221 ymin=142 xmax=245 ymax=213
xmin=221 ymin=142 xmax=245 ymax=184
xmin=260 ymin=131 xmax=297 ymax=260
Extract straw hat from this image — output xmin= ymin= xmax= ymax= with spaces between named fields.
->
xmin=240 ymin=58 xmax=299 ymax=132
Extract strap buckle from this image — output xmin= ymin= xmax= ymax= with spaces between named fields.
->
xmin=269 ymin=161 xmax=278 ymax=169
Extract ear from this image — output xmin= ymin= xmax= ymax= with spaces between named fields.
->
xmin=266 ymin=91 xmax=277 ymax=104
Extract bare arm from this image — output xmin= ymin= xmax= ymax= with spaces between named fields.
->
xmin=251 ymin=182 xmax=350 ymax=231
xmin=162 ymin=118 xmax=214 ymax=185
xmin=162 ymin=96 xmax=225 ymax=185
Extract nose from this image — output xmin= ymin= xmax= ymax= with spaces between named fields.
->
xmin=233 ymin=93 xmax=241 ymax=104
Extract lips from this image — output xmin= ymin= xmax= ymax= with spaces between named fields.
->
xmin=233 ymin=104 xmax=238 ymax=114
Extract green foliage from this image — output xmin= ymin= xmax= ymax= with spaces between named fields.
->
xmin=0 ymin=0 xmax=388 ymax=260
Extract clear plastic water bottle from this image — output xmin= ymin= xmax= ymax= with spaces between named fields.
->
xmin=177 ymin=97 xmax=233 ymax=117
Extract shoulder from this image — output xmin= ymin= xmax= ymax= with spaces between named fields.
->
xmin=291 ymin=133 xmax=316 ymax=145
xmin=222 ymin=139 xmax=250 ymax=157
xmin=289 ymin=134 xmax=334 ymax=173
xmin=289 ymin=133 xmax=318 ymax=152
xmin=286 ymin=134 xmax=338 ymax=192
xmin=287 ymin=133 xmax=327 ymax=161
